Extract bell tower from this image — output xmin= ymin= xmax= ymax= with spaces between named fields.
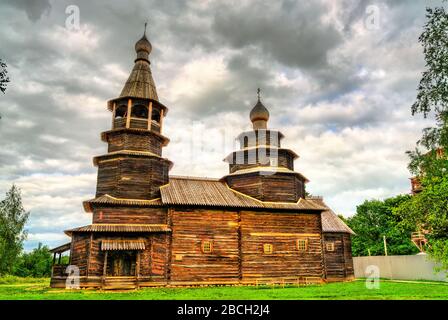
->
xmin=222 ymin=90 xmax=308 ymax=202
xmin=94 ymin=26 xmax=172 ymax=200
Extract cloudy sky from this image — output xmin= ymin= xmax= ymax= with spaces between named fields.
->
xmin=0 ymin=0 xmax=443 ymax=250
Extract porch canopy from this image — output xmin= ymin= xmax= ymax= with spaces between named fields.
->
xmin=101 ymin=239 xmax=146 ymax=251
xmin=49 ymin=242 xmax=71 ymax=265
xmin=50 ymin=242 xmax=71 ymax=254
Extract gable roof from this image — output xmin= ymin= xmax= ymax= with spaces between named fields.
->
xmin=308 ymin=197 xmax=355 ymax=235
xmin=160 ymin=176 xmax=325 ymax=211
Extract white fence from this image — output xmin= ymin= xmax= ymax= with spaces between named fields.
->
xmin=353 ymin=254 xmax=447 ymax=282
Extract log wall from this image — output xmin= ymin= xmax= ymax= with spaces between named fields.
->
xmin=226 ymin=173 xmax=305 ymax=202
xmin=70 ymin=233 xmax=90 ymax=277
xmin=96 ymin=156 xmax=169 ymax=199
xmin=107 ymin=132 xmax=163 ymax=155
xmin=168 ymin=208 xmax=324 ymax=283
xmin=323 ymin=233 xmax=354 ymax=280
xmin=229 ymin=150 xmax=295 ymax=173
xmin=240 ymin=211 xmax=323 ymax=280
xmin=92 ymin=207 xmax=167 ymax=224
xmin=169 ymin=208 xmax=240 ymax=282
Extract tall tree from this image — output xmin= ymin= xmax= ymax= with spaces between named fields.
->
xmin=397 ymin=6 xmax=448 ymax=269
xmin=408 ymin=7 xmax=448 ymax=175
xmin=0 ymin=185 xmax=30 ymax=275
xmin=0 ymin=59 xmax=9 ymax=94
xmin=346 ymin=195 xmax=418 ymax=257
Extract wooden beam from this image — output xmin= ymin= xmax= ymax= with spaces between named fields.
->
xmin=86 ymin=233 xmax=93 ymax=278
xmin=148 ymin=101 xmax=153 ymax=130
xmin=112 ymin=102 xmax=116 ymax=128
xmin=126 ymin=98 xmax=132 ymax=128
xmin=237 ymin=211 xmax=242 ymax=282
xmin=103 ymin=251 xmax=108 ymax=277
xmin=159 ymin=108 xmax=164 ymax=133
xmin=321 ymin=233 xmax=327 ymax=280
xmin=249 ymin=232 xmax=320 ymax=237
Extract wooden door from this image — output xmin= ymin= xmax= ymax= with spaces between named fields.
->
xmin=107 ymin=251 xmax=137 ymax=276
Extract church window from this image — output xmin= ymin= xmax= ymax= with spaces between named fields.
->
xmin=297 ymin=239 xmax=308 ymax=252
xmin=263 ymin=243 xmax=273 ymax=254
xmin=326 ymin=242 xmax=335 ymax=252
xmin=201 ymin=240 xmax=213 ymax=253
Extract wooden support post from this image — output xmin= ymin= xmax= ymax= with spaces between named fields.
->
xmin=320 ymin=233 xmax=327 ymax=280
xmin=103 ymin=251 xmax=108 ymax=277
xmin=58 ymin=253 xmax=61 ymax=264
xmin=112 ymin=102 xmax=116 ymax=128
xmin=136 ymin=251 xmax=141 ymax=288
xmin=53 ymin=253 xmax=56 ymax=265
xmin=126 ymin=98 xmax=132 ymax=128
xmin=86 ymin=233 xmax=93 ymax=278
xmin=148 ymin=101 xmax=153 ymax=130
xmin=159 ymin=108 xmax=164 ymax=133
xmin=237 ymin=211 xmax=242 ymax=283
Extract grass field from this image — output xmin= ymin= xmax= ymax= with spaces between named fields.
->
xmin=1 ymin=278 xmax=448 ymax=300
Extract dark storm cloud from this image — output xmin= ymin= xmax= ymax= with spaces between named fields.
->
xmin=211 ymin=1 xmax=342 ymax=69
xmin=4 ymin=0 xmax=51 ymax=22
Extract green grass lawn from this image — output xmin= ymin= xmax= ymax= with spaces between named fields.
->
xmin=1 ymin=278 xmax=448 ymax=300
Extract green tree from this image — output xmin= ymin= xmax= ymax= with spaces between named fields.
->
xmin=13 ymin=243 xmax=53 ymax=277
xmin=408 ymin=6 xmax=448 ymax=176
xmin=0 ymin=185 xmax=30 ymax=275
xmin=346 ymin=195 xmax=418 ymax=257
xmin=396 ymin=6 xmax=448 ymax=269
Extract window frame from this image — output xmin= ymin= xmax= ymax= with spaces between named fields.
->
xmin=296 ymin=239 xmax=308 ymax=252
xmin=263 ymin=243 xmax=273 ymax=254
xmin=326 ymin=241 xmax=335 ymax=252
xmin=201 ymin=240 xmax=213 ymax=254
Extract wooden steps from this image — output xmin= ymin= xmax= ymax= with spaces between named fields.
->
xmin=103 ymin=277 xmax=137 ymax=290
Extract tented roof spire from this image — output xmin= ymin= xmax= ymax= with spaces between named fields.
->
xmin=119 ymin=24 xmax=158 ymax=101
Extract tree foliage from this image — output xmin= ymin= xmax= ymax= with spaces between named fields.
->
xmin=13 ymin=243 xmax=53 ymax=277
xmin=0 ymin=185 xmax=30 ymax=275
xmin=346 ymin=195 xmax=419 ymax=257
xmin=408 ymin=7 xmax=448 ymax=175
xmin=396 ymin=6 xmax=448 ymax=269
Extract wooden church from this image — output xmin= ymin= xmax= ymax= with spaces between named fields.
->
xmin=50 ymin=29 xmax=355 ymax=289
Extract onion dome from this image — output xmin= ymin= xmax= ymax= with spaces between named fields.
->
xmin=135 ymin=23 xmax=152 ymax=62
xmin=250 ymin=88 xmax=269 ymax=129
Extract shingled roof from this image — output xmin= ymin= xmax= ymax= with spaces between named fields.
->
xmin=65 ymin=224 xmax=170 ymax=236
xmin=160 ymin=176 xmax=324 ymax=211
xmin=308 ymin=197 xmax=355 ymax=235
xmin=80 ymin=176 xmax=353 ymax=235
